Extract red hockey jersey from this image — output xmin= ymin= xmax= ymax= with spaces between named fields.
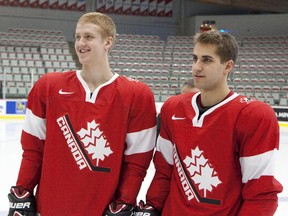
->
xmin=16 ymin=71 xmax=157 ymax=215
xmin=146 ymin=92 xmax=283 ymax=215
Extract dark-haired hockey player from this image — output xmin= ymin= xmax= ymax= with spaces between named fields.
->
xmin=135 ymin=30 xmax=283 ymax=215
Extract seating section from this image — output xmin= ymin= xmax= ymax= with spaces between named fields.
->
xmin=110 ymin=34 xmax=288 ymax=105
xmin=0 ymin=29 xmax=287 ymax=106
xmin=0 ymin=28 xmax=76 ymax=97
xmin=110 ymin=35 xmax=194 ymax=102
xmin=231 ymin=36 xmax=288 ymax=106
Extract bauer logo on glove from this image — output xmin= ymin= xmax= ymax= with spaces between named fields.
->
xmin=8 ymin=186 xmax=36 ymax=216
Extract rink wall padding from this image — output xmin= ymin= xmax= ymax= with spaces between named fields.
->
xmin=1 ymin=99 xmax=288 ymax=126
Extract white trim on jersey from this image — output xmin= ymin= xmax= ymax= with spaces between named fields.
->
xmin=125 ymin=125 xmax=157 ymax=155
xmin=240 ymin=148 xmax=278 ymax=183
xmin=192 ymin=92 xmax=239 ymax=127
xmin=156 ymin=135 xmax=174 ymax=165
xmin=76 ymin=70 xmax=119 ymax=103
xmin=23 ymin=108 xmax=46 ymax=140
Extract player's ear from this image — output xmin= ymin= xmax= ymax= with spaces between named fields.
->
xmin=224 ymin=60 xmax=234 ymax=75
xmin=104 ymin=36 xmax=113 ymax=50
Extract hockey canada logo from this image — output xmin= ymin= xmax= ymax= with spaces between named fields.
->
xmin=77 ymin=120 xmax=113 ymax=167
xmin=173 ymin=145 xmax=221 ymax=205
xmin=126 ymin=76 xmax=139 ymax=82
xmin=57 ymin=116 xmax=112 ymax=172
xmin=239 ymin=97 xmax=254 ymax=104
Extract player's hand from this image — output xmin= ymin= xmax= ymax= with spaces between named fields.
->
xmin=8 ymin=186 xmax=36 ymax=216
xmin=134 ymin=200 xmax=161 ymax=216
xmin=103 ymin=202 xmax=134 ymax=216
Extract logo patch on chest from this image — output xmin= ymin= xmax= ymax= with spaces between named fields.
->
xmin=57 ymin=115 xmax=112 ymax=172
xmin=174 ymin=145 xmax=222 ymax=205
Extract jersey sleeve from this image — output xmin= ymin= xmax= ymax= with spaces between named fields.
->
xmin=145 ymin=100 xmax=174 ymax=211
xmin=114 ymin=82 xmax=157 ymax=205
xmin=235 ymin=101 xmax=283 ymax=215
xmin=16 ymin=74 xmax=49 ymax=192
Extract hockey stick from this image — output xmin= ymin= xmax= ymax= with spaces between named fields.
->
xmin=64 ymin=115 xmax=111 ymax=172
xmin=173 ymin=144 xmax=221 ymax=205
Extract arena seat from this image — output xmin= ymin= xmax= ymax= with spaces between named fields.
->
xmin=1 ymin=31 xmax=287 ymax=104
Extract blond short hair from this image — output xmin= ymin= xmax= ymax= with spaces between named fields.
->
xmin=77 ymin=12 xmax=117 ymax=43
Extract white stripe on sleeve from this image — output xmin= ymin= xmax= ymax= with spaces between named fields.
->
xmin=125 ymin=125 xmax=157 ymax=155
xmin=156 ymin=135 xmax=174 ymax=165
xmin=240 ymin=149 xmax=278 ymax=183
xmin=23 ymin=108 xmax=46 ymax=140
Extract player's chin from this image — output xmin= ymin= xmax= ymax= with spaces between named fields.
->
xmin=193 ymin=77 xmax=205 ymax=86
xmin=78 ymin=57 xmax=89 ymax=65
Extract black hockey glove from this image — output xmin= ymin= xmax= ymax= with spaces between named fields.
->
xmin=134 ymin=200 xmax=161 ymax=216
xmin=8 ymin=186 xmax=36 ymax=216
xmin=103 ymin=202 xmax=134 ymax=216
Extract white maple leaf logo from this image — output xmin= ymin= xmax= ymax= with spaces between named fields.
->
xmin=192 ymin=163 xmax=222 ymax=197
xmin=184 ymin=147 xmax=207 ymax=175
xmin=184 ymin=146 xmax=221 ymax=197
xmin=77 ymin=120 xmax=113 ymax=166
xmin=126 ymin=76 xmax=138 ymax=82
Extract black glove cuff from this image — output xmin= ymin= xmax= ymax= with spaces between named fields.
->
xmin=8 ymin=186 xmax=36 ymax=216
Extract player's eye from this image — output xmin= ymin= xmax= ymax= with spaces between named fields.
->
xmin=202 ymin=57 xmax=213 ymax=63
xmin=192 ymin=56 xmax=198 ymax=63
xmin=86 ymin=35 xmax=94 ymax=40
